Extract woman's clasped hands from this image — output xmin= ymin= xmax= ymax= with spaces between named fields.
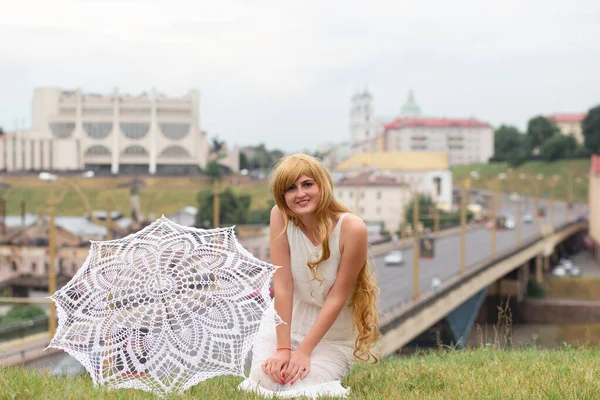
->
xmin=262 ymin=349 xmax=311 ymax=386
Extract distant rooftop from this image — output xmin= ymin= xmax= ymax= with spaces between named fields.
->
xmin=335 ymin=151 xmax=449 ymax=171
xmin=383 ymin=117 xmax=490 ymax=130
xmin=548 ymin=113 xmax=586 ymax=124
xmin=336 ymin=172 xmax=407 ymax=187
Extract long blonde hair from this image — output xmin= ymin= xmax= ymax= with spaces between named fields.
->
xmin=269 ymin=153 xmax=380 ymax=363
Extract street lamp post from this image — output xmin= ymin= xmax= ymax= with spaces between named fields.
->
xmin=517 ymin=173 xmax=527 ymax=245
xmin=534 ymin=174 xmax=544 ymax=236
xmin=460 ymin=177 xmax=471 ymax=275
xmin=412 ymin=192 xmax=420 ymax=300
xmin=213 ymin=180 xmax=221 ymax=228
xmin=550 ymin=174 xmax=560 ymax=228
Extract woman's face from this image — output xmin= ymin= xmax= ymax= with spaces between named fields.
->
xmin=283 ymin=174 xmax=320 ymax=216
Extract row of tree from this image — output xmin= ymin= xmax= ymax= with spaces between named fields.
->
xmin=239 ymin=144 xmax=285 ymax=171
xmin=493 ymin=105 xmax=600 ymax=166
xmin=195 ymin=188 xmax=273 ymax=228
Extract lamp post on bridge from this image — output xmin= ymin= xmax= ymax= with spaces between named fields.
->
xmin=470 ymin=170 xmax=504 ymax=260
xmin=459 ymin=177 xmax=470 ymax=275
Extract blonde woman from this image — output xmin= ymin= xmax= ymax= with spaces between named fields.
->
xmin=239 ymin=153 xmax=380 ymax=398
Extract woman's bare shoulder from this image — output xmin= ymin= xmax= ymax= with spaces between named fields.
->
xmin=340 ymin=213 xmax=367 ymax=237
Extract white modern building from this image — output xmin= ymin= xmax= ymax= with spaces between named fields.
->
xmin=347 ymin=90 xmax=494 ymax=166
xmin=0 ymin=87 xmax=212 ymax=175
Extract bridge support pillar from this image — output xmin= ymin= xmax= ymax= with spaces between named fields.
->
xmin=535 ymin=255 xmax=543 ymax=283
xmin=544 ymin=255 xmax=550 ymax=272
xmin=517 ymin=264 xmax=529 ymax=302
xmin=445 ymin=286 xmax=489 ymax=349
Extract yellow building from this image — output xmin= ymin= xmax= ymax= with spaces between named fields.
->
xmin=334 ymin=151 xmax=452 ymax=213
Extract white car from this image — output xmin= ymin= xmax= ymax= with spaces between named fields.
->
xmin=509 ymin=192 xmax=520 ymax=202
xmin=552 ymin=266 xmax=567 ymax=277
xmin=384 ymin=250 xmax=404 ymax=266
xmin=504 ymin=217 xmax=516 ymax=230
xmin=522 ymin=214 xmax=533 ymax=224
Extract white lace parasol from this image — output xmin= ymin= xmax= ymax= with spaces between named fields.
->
xmin=47 ymin=216 xmax=280 ymax=397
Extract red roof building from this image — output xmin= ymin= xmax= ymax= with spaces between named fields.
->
xmin=548 ymin=113 xmax=587 ymax=144
xmin=381 ymin=117 xmax=494 ymax=166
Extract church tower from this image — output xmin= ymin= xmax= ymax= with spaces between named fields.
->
xmin=399 ymin=90 xmax=422 ymax=118
xmin=349 ymin=89 xmax=375 ymax=147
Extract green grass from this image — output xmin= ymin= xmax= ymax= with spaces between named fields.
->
xmin=0 ymin=176 xmax=270 ymax=217
xmin=2 ymin=348 xmax=600 ymax=399
xmin=452 ymin=159 xmax=590 ymax=203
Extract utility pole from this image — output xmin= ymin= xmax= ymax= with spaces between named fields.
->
xmin=412 ymin=193 xmax=420 ymax=300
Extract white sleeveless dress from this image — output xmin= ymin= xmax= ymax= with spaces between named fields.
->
xmin=238 ymin=213 xmax=357 ymax=398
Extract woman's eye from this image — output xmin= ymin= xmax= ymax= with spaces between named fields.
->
xmin=286 ymin=185 xmax=295 ymax=192
xmin=303 ymin=182 xmax=313 ymax=188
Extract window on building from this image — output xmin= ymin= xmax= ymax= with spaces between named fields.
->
xmin=32 ymin=262 xmax=37 ymax=274
xmin=45 ymin=263 xmax=49 ymax=273
xmin=360 ymin=207 xmax=364 ymax=215
xmin=49 ymin=122 xmax=75 ymax=138
xmin=377 ymin=191 xmax=381 ymax=200
xmin=85 ymin=145 xmax=111 ymax=156
xmin=121 ymin=145 xmax=149 ymax=156
xmin=349 ymin=191 xmax=353 ymax=199
xmin=121 ymin=123 xmax=149 ymax=140
xmin=376 ymin=207 xmax=381 ymax=214
xmin=360 ymin=191 xmax=365 ymax=199
xmin=160 ymin=123 xmax=190 ymax=140
xmin=159 ymin=146 xmax=190 ymax=158
xmin=11 ymin=261 xmax=17 ymax=272
xmin=433 ymin=177 xmax=442 ymax=197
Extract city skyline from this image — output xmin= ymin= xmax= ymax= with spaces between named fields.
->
xmin=0 ymin=0 xmax=598 ymax=152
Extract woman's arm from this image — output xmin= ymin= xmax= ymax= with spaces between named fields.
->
xmin=284 ymin=214 xmax=367 ymax=383
xmin=264 ymin=205 xmax=294 ymax=382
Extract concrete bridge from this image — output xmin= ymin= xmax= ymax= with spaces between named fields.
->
xmin=374 ymin=194 xmax=588 ymax=354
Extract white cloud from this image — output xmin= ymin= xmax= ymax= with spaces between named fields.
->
xmin=0 ymin=0 xmax=598 ymax=150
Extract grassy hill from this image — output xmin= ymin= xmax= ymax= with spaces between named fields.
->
xmin=1 ymin=347 xmax=598 ymax=399
xmin=0 ymin=175 xmax=271 ymax=217
xmin=452 ymin=159 xmax=590 ymax=203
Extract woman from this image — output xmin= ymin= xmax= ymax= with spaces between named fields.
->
xmin=238 ymin=153 xmax=380 ymax=398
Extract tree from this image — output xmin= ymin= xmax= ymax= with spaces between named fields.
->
xmin=527 ymin=116 xmax=560 ymax=150
xmin=583 ymin=105 xmax=600 ymax=154
xmin=211 ymin=136 xmax=225 ymax=154
xmin=239 ymin=152 xmax=249 ymax=170
xmin=404 ymin=194 xmax=473 ymax=232
xmin=203 ymin=161 xmax=226 ymax=182
xmin=195 ymin=188 xmax=251 ymax=228
xmin=0 ymin=126 xmax=4 ymax=135
xmin=0 ymin=304 xmax=46 ymax=326
xmin=540 ymin=134 xmax=577 ymax=161
xmin=493 ymin=125 xmax=526 ymax=161
xmin=247 ymin=144 xmax=285 ymax=171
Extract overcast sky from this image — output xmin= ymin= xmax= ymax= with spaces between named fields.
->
xmin=0 ymin=0 xmax=598 ymax=152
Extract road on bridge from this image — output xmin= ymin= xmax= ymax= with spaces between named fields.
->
xmin=374 ymin=197 xmax=586 ymax=313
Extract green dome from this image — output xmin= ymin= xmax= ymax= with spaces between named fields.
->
xmin=400 ymin=90 xmax=422 ymax=117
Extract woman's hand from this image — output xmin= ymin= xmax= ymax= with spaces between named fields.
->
xmin=283 ymin=350 xmax=310 ymax=385
xmin=262 ymin=350 xmax=291 ymax=383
